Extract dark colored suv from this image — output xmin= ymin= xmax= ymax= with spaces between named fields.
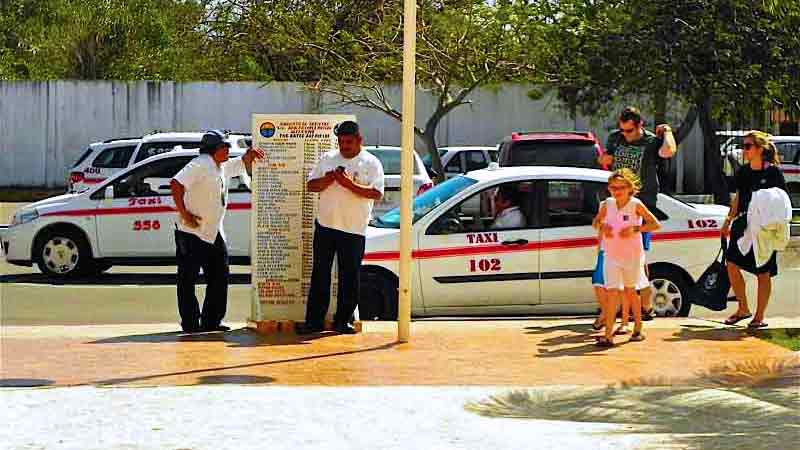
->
xmin=497 ymin=131 xmax=605 ymax=169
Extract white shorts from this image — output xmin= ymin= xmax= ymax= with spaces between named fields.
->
xmin=604 ymin=259 xmax=649 ymax=291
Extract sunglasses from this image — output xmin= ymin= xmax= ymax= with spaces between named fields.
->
xmin=621 ymin=127 xmax=637 ymax=134
xmin=608 ymin=185 xmax=629 ymax=192
xmin=742 ymin=143 xmax=758 ymax=150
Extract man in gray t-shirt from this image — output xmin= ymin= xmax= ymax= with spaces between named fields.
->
xmin=599 ymin=107 xmax=677 ymax=212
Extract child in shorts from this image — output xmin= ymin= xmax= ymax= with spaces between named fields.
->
xmin=593 ymin=169 xmax=661 ymax=347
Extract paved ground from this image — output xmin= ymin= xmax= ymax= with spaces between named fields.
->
xmin=0 ymin=386 xmax=710 ymax=450
xmin=2 ymin=319 xmax=796 ymax=388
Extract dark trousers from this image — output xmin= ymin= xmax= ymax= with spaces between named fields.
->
xmin=305 ymin=222 xmax=365 ymax=328
xmin=175 ymin=230 xmax=229 ymax=330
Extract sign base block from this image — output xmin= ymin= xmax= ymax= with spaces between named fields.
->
xmin=247 ymin=319 xmax=363 ymax=335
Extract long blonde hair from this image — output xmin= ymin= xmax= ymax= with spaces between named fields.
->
xmin=744 ymin=130 xmax=781 ymax=166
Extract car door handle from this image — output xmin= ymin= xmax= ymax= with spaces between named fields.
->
xmin=501 ymin=239 xmax=528 ymax=246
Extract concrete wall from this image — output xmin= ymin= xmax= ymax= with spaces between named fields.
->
xmin=0 ymin=81 xmax=705 ymax=191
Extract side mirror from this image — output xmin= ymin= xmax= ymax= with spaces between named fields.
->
xmin=105 ymin=186 xmax=115 ymax=199
xmin=426 ymin=167 xmax=440 ymax=179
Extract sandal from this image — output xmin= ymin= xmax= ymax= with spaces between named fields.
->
xmin=595 ymin=337 xmax=614 ymax=348
xmin=614 ymin=326 xmax=630 ymax=336
xmin=592 ymin=318 xmax=605 ymax=331
xmin=629 ymin=332 xmax=646 ymax=342
xmin=747 ymin=321 xmax=768 ymax=329
xmin=724 ymin=313 xmax=752 ymax=325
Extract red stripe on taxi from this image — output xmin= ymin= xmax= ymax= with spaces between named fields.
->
xmin=41 ymin=203 xmax=252 ymax=217
xmin=362 ymin=229 xmax=721 ymax=262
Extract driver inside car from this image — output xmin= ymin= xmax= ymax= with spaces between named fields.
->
xmin=490 ymin=184 xmax=526 ymax=230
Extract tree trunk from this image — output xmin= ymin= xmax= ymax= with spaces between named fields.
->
xmin=697 ymin=98 xmax=730 ymax=205
xmin=418 ymin=126 xmax=442 ymax=183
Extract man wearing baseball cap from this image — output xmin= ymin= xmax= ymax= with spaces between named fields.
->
xmin=170 ymin=130 xmax=264 ymax=333
xmin=298 ymin=121 xmax=385 ymax=335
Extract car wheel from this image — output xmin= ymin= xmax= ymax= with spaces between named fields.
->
xmin=358 ymin=270 xmax=398 ymax=321
xmin=648 ymin=266 xmax=692 ymax=317
xmin=35 ymin=229 xmax=94 ymax=278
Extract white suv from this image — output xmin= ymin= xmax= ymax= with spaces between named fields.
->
xmin=68 ymin=132 xmax=251 ymax=193
xmin=68 ymin=137 xmax=143 ymax=193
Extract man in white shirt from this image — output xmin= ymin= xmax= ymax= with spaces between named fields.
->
xmin=298 ymin=121 xmax=384 ymax=335
xmin=170 ymin=130 xmax=264 ymax=333
xmin=491 ymin=184 xmax=526 ymax=230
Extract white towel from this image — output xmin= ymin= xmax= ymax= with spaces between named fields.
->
xmin=738 ymin=187 xmax=792 ymax=266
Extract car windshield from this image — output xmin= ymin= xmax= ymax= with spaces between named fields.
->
xmin=421 ymin=149 xmax=448 ymax=168
xmin=369 ymin=149 xmax=420 ymax=175
xmin=509 ymin=141 xmax=598 ymax=168
xmin=371 ymin=176 xmax=478 ymax=228
xmin=72 ymin=147 xmax=94 ymax=168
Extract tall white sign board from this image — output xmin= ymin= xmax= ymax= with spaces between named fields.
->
xmin=250 ymin=114 xmax=356 ymax=322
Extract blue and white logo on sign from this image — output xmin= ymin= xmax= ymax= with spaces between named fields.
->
xmin=260 ymin=122 xmax=276 ymax=138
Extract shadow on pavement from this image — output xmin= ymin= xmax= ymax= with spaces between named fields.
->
xmin=466 ymin=354 xmax=800 ymax=450
xmin=196 ymin=375 xmax=275 ymax=385
xmin=91 ymin=342 xmax=399 ymax=387
xmin=664 ymin=324 xmax=753 ymax=343
xmin=0 ymin=378 xmax=55 ymax=388
xmin=0 ymin=273 xmax=251 ymax=286
xmin=87 ymin=328 xmax=333 ymax=347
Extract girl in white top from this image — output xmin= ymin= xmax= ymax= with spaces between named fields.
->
xmin=592 ymin=169 xmax=661 ymax=346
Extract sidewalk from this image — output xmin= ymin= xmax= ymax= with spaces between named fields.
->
xmin=2 ymin=317 xmax=796 ymax=388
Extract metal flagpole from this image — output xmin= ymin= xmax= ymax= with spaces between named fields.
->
xmin=397 ymin=0 xmax=417 ymax=343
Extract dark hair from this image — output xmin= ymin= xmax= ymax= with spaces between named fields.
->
xmin=619 ymin=106 xmax=643 ymax=124
xmin=334 ymin=120 xmax=360 ymax=137
xmin=497 ymin=184 xmax=522 ymax=206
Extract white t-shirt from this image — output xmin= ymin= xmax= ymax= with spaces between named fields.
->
xmin=308 ymin=149 xmax=385 ymax=236
xmin=491 ymin=206 xmax=526 ymax=229
xmin=172 ymin=154 xmax=246 ymax=244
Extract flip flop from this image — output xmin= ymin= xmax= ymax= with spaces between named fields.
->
xmin=629 ymin=332 xmax=646 ymax=342
xmin=595 ymin=337 xmax=614 ymax=348
xmin=592 ymin=319 xmax=605 ymax=331
xmin=724 ymin=313 xmax=752 ymax=325
xmin=747 ymin=321 xmax=768 ymax=329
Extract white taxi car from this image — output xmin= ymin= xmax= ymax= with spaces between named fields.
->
xmin=359 ymin=166 xmax=728 ymax=319
xmin=2 ymin=157 xmax=727 ymax=319
xmin=3 ymin=150 xmax=251 ymax=277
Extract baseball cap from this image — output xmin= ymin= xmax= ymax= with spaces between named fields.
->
xmin=200 ymin=130 xmax=231 ymax=153
xmin=334 ymin=121 xmax=359 ymax=137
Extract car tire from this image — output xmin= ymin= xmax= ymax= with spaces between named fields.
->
xmin=648 ymin=266 xmax=692 ymax=317
xmin=358 ymin=270 xmax=398 ymax=321
xmin=34 ymin=229 xmax=94 ymax=278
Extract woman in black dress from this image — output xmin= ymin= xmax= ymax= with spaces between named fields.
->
xmin=721 ymin=130 xmax=787 ymax=328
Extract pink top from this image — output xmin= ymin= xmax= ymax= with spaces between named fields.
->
xmin=603 ymin=197 xmax=644 ymax=264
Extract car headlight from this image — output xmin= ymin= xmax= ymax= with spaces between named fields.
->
xmin=11 ymin=209 xmax=39 ymax=227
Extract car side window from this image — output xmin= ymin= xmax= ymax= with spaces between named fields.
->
xmin=543 ymin=180 xmax=606 ymax=228
xmin=135 ymin=141 xmax=202 ymax=163
xmin=229 ymin=176 xmax=251 ymax=193
xmin=465 ymin=151 xmax=488 ymax=171
xmin=427 ymin=181 xmax=535 ymax=235
xmin=92 ymin=146 xmax=136 ymax=169
xmin=444 ymin=154 xmax=463 ymax=174
xmin=106 ymin=157 xmax=194 ymax=199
